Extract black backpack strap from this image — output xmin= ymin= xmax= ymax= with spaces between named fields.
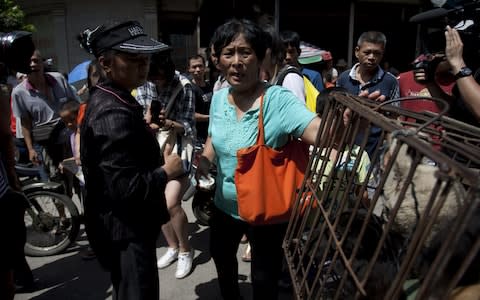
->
xmin=275 ymin=65 xmax=302 ymax=86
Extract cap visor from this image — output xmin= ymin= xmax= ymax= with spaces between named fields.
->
xmin=113 ymin=35 xmax=170 ymax=54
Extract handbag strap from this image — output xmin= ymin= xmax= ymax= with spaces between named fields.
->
xmin=256 ymin=93 xmax=266 ymax=146
xmin=164 ymin=80 xmax=183 ymax=119
xmin=256 ymin=91 xmax=295 ymax=147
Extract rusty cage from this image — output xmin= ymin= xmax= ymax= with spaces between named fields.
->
xmin=283 ymin=92 xmax=480 ymax=300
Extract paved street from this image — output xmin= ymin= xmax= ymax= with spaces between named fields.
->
xmin=14 ymin=195 xmax=294 ymax=300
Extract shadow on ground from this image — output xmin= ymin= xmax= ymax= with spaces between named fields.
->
xmin=26 ymin=251 xmax=111 ymax=300
xmin=194 ymin=278 xmax=252 ymax=300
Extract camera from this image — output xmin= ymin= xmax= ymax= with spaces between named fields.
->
xmin=0 ymin=31 xmax=35 ymax=81
xmin=410 ymin=0 xmax=480 ymax=67
xmin=411 ymin=53 xmax=445 ymax=83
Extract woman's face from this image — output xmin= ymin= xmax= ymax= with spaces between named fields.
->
xmin=218 ymin=33 xmax=260 ymax=92
xmin=102 ymin=51 xmax=150 ymax=90
xmin=88 ymin=65 xmax=101 ymax=88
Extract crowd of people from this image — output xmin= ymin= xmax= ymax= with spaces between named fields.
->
xmin=1 ymin=6 xmax=479 ymax=299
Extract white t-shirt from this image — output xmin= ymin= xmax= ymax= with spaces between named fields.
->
xmin=282 ymin=72 xmax=306 ymax=103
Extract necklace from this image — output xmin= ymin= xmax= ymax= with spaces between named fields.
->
xmin=230 ymin=82 xmax=264 ymax=105
xmin=229 ymin=82 xmax=264 ymax=119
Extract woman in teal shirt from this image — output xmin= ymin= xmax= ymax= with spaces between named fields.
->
xmin=196 ymin=19 xmax=321 ymax=300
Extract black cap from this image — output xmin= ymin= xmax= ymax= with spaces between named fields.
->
xmin=0 ymin=31 xmax=35 ymax=74
xmin=80 ymin=21 xmax=170 ymax=56
xmin=409 ymin=0 xmax=479 ymax=26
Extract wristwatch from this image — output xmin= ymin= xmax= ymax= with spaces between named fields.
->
xmin=454 ymin=67 xmax=473 ymax=79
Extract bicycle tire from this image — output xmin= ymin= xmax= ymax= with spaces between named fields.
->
xmin=24 ymin=191 xmax=80 ymax=257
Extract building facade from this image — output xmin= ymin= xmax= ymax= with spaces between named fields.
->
xmin=19 ymin=0 xmax=427 ymax=83
xmin=18 ymin=0 xmax=201 ymax=84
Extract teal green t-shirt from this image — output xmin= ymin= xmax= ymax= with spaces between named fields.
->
xmin=208 ymin=85 xmax=316 ymax=219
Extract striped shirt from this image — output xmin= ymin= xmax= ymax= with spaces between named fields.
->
xmin=135 ymin=74 xmax=196 ymax=138
xmin=0 ymin=155 xmax=9 ymax=198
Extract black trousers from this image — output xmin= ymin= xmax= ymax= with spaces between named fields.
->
xmin=210 ymin=207 xmax=288 ymax=300
xmin=1 ymin=190 xmax=31 ymax=278
xmin=110 ymin=239 xmax=159 ymax=300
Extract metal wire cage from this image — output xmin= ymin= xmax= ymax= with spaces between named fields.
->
xmin=283 ymin=92 xmax=480 ymax=300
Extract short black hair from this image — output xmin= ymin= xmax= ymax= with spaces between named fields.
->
xmin=87 ymin=59 xmax=105 ymax=89
xmin=264 ymin=25 xmax=286 ymax=66
xmin=149 ymin=50 xmax=175 ymax=82
xmin=60 ymin=99 xmax=80 ymax=114
xmin=280 ymin=30 xmax=301 ymax=53
xmin=357 ymin=31 xmax=387 ymax=48
xmin=187 ymin=54 xmax=206 ymax=67
xmin=212 ymin=18 xmax=268 ymax=63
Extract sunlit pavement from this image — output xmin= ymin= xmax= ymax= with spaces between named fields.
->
xmin=15 ymin=195 xmax=293 ymax=300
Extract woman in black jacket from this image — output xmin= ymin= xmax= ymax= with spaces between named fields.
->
xmin=78 ymin=20 xmax=183 ymax=300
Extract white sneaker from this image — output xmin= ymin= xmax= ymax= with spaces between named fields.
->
xmin=175 ymin=249 xmax=194 ymax=279
xmin=157 ymin=247 xmax=179 ymax=269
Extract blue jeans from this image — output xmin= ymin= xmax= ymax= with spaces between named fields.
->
xmin=32 ymin=144 xmax=50 ymax=181
xmin=16 ymin=139 xmax=49 ymax=182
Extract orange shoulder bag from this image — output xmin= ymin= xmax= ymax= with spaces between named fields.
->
xmin=234 ymin=94 xmax=310 ymax=225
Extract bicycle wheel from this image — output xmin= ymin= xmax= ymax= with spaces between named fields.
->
xmin=24 ymin=191 xmax=80 ymax=256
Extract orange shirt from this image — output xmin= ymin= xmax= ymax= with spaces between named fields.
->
xmin=77 ymin=102 xmax=87 ymax=125
xmin=10 ymin=97 xmax=16 ymax=136
xmin=324 ymin=82 xmax=335 ymax=89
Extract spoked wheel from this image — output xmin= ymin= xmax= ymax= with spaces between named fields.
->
xmin=24 ymin=191 xmax=80 ymax=256
xmin=192 ymin=190 xmax=215 ymax=226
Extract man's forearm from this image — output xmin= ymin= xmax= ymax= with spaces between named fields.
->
xmin=455 ymin=76 xmax=480 ymax=121
xmin=426 ymin=81 xmax=456 ymax=106
xmin=195 ymin=112 xmax=209 ymax=122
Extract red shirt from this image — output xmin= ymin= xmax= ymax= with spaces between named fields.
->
xmin=398 ymin=70 xmax=455 ymax=150
xmin=398 ymin=70 xmax=454 ymax=113
xmin=10 ymin=97 xmax=16 ymax=136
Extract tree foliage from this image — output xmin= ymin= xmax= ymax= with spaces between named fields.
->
xmin=0 ymin=0 xmax=35 ymax=32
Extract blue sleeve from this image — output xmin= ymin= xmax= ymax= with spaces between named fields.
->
xmin=389 ymin=76 xmax=400 ymax=100
xmin=11 ymin=89 xmax=28 ymax=119
xmin=310 ymin=73 xmax=324 ymax=92
xmin=336 ymin=71 xmax=349 ymax=88
xmin=303 ymin=69 xmax=324 ymax=92
xmin=263 ymin=86 xmax=316 ymax=145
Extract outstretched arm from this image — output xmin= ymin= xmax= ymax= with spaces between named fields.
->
xmin=445 ymin=25 xmax=480 ymax=121
xmin=196 ymin=136 xmax=216 ymax=180
xmin=301 ymin=117 xmax=321 ymax=145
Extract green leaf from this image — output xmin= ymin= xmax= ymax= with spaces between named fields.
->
xmin=0 ymin=0 xmax=35 ymax=33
